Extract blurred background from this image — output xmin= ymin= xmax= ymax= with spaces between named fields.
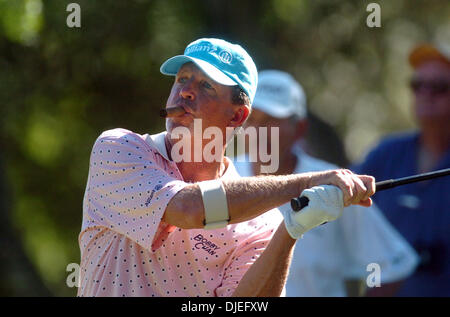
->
xmin=0 ymin=0 xmax=449 ymax=296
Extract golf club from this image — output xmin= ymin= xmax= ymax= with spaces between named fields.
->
xmin=291 ymin=168 xmax=450 ymax=211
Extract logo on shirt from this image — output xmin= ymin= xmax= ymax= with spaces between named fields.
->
xmin=145 ymin=184 xmax=163 ymax=207
xmin=193 ymin=234 xmax=220 ymax=255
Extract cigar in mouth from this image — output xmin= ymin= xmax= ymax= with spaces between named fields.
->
xmin=160 ymin=106 xmax=186 ymax=118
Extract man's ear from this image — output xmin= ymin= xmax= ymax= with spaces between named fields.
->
xmin=230 ymin=105 xmax=250 ymax=128
xmin=295 ymin=119 xmax=308 ymax=140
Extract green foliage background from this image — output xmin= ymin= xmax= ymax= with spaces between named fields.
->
xmin=0 ymin=0 xmax=448 ymax=296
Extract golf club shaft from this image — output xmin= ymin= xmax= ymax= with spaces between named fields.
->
xmin=291 ymin=168 xmax=450 ymax=211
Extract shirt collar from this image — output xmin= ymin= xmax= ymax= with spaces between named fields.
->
xmin=145 ymin=131 xmax=170 ymax=161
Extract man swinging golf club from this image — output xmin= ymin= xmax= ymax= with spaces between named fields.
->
xmin=78 ymin=38 xmax=375 ymax=297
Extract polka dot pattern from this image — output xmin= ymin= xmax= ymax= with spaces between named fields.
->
xmin=78 ymin=129 xmax=283 ymax=297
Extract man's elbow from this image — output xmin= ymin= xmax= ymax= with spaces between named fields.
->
xmin=163 ymin=186 xmax=204 ymax=229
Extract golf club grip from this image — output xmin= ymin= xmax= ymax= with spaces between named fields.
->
xmin=291 ymin=167 xmax=450 ymax=211
xmin=290 ymin=196 xmax=310 ymax=212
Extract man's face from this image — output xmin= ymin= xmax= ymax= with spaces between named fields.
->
xmin=411 ymin=60 xmax=450 ymax=123
xmin=165 ymin=62 xmax=235 ymax=137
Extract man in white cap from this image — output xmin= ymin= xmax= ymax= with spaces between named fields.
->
xmin=353 ymin=42 xmax=450 ymax=296
xmin=234 ymin=70 xmax=418 ymax=297
xmin=78 ymin=38 xmax=376 ymax=297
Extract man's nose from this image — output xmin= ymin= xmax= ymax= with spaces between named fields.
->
xmin=180 ymin=80 xmax=196 ymax=100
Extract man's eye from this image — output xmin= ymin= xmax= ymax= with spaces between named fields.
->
xmin=177 ymin=77 xmax=187 ymax=83
xmin=202 ymin=81 xmax=213 ymax=89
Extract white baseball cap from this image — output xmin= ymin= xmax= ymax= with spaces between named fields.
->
xmin=252 ymin=70 xmax=307 ymax=120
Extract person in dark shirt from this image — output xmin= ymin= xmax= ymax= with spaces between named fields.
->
xmin=353 ymin=42 xmax=450 ymax=296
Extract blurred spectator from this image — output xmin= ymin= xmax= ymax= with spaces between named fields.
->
xmin=353 ymin=43 xmax=450 ymax=296
xmin=234 ymin=70 xmax=418 ymax=297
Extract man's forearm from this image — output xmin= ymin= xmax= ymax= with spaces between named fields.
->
xmin=164 ymin=169 xmax=374 ymax=229
xmin=232 ymin=222 xmax=296 ymax=297
xmin=164 ymin=173 xmax=313 ymax=229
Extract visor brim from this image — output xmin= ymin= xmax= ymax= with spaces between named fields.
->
xmin=160 ymin=55 xmax=237 ymax=86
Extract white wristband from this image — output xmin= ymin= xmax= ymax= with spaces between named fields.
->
xmin=198 ymin=180 xmax=230 ymax=230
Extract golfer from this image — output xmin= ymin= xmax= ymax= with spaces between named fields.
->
xmin=78 ymin=38 xmax=375 ymax=297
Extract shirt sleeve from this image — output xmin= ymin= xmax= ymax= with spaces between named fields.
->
xmin=339 ymin=203 xmax=419 ymax=283
xmin=83 ymin=129 xmax=188 ymax=251
xmin=215 ymin=210 xmax=282 ymax=297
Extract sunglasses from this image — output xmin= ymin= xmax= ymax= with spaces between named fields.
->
xmin=410 ymin=78 xmax=450 ymax=95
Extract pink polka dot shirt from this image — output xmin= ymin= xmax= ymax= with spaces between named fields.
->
xmin=78 ymin=128 xmax=282 ymax=297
